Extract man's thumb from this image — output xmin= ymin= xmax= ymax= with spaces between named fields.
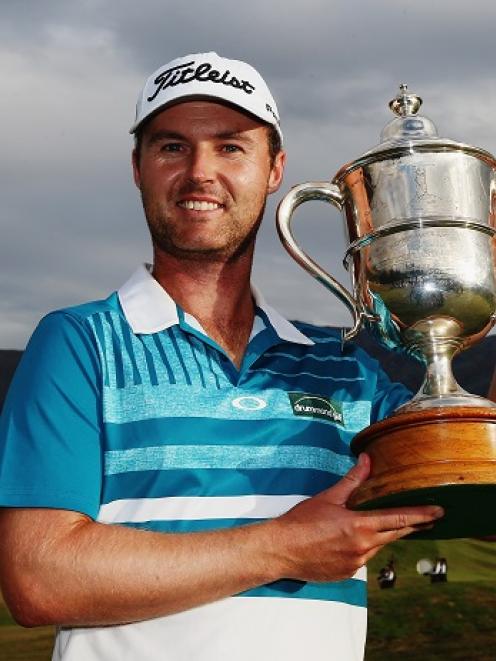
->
xmin=328 ymin=453 xmax=371 ymax=506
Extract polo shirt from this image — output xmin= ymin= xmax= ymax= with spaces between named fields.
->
xmin=0 ymin=265 xmax=410 ymax=661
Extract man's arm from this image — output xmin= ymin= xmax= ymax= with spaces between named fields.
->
xmin=0 ymin=454 xmax=442 ymax=628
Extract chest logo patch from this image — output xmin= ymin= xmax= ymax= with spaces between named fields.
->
xmin=288 ymin=392 xmax=344 ymax=425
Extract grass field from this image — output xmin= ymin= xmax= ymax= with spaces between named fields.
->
xmin=366 ymin=538 xmax=496 ymax=660
xmin=1 ymin=539 xmax=495 ymax=660
xmin=0 ymin=597 xmax=53 ymax=661
xmin=366 ymin=581 xmax=496 ymax=660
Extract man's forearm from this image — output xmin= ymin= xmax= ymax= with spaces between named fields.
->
xmin=0 ymin=457 xmax=443 ymax=629
xmin=0 ymin=509 xmax=282 ymax=627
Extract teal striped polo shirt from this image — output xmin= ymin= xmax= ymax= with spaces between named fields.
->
xmin=0 ymin=265 xmax=410 ymax=661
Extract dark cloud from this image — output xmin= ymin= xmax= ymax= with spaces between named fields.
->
xmin=1 ymin=0 xmax=496 ymax=347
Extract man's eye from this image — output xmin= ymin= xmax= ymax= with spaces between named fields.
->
xmin=162 ymin=143 xmax=183 ymax=152
xmin=222 ymin=144 xmax=242 ymax=153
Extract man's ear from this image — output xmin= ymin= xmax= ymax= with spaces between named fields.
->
xmin=267 ymin=150 xmax=286 ymax=195
xmin=132 ymin=148 xmax=141 ymax=189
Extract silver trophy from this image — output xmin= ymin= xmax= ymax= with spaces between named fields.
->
xmin=277 ymin=85 xmax=496 ymax=538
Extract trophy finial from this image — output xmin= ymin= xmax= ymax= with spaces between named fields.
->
xmin=389 ymin=83 xmax=422 ymax=117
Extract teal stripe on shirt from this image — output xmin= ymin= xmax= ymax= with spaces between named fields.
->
xmin=104 ymin=311 xmax=125 ymax=389
xmin=104 ymin=417 xmax=355 ymax=454
xmin=168 ymin=327 xmax=192 ymax=385
xmin=150 ymin=334 xmax=176 ymax=384
xmin=142 ymin=342 xmax=159 ymax=386
xmin=104 ymin=444 xmax=355 ymax=476
xmin=256 ymin=368 xmax=365 ymax=382
xmin=119 ymin=315 xmax=143 ymax=386
xmin=101 ymin=467 xmax=342 ymax=503
xmin=185 ymin=335 xmax=207 ymax=388
xmin=102 ymin=384 xmax=372 ymax=429
xmin=239 ymin=578 xmax=366 ymax=607
xmin=205 ymin=346 xmax=221 ymax=389
xmin=89 ymin=314 xmax=110 ymax=387
xmin=266 ymin=351 xmax=357 ymax=363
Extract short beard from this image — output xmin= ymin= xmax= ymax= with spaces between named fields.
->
xmin=143 ymin=195 xmax=267 ymax=264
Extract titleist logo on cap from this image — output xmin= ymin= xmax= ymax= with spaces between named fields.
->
xmin=147 ymin=60 xmax=257 ymax=102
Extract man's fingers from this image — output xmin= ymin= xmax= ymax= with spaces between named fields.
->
xmin=366 ymin=505 xmax=444 ymax=532
xmin=363 ymin=526 xmax=429 ymax=560
xmin=364 ymin=520 xmax=439 ymax=561
xmin=328 ymin=453 xmax=371 ymax=505
xmin=353 ymin=507 xmax=444 ymax=565
xmin=379 ymin=521 xmax=435 ymax=544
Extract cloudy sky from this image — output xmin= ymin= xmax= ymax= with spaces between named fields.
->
xmin=2 ymin=0 xmax=496 ymax=349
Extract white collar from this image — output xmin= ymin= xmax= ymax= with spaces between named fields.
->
xmin=118 ymin=264 xmax=314 ymax=346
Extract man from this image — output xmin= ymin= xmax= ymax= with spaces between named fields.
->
xmin=0 ymin=53 xmax=442 ymax=660
xmin=377 ymin=557 xmax=396 ymax=589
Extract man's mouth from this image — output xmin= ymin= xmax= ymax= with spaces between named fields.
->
xmin=177 ymin=200 xmax=224 ymax=211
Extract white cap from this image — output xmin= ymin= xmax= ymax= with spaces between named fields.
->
xmin=130 ymin=52 xmax=282 ymax=143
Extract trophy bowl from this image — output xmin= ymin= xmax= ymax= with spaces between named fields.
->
xmin=276 ymin=85 xmax=496 ymax=538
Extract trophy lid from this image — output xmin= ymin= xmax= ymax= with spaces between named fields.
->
xmin=379 ymin=84 xmax=439 ymax=144
xmin=334 ymin=83 xmax=496 ymax=181
xmin=365 ymin=83 xmax=448 ymax=153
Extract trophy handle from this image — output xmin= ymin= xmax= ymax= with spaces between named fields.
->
xmin=276 ymin=181 xmax=364 ymax=341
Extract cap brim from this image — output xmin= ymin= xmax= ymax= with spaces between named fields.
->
xmin=130 ymin=93 xmax=280 ymax=139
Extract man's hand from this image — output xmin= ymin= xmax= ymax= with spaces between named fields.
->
xmin=270 ymin=453 xmax=444 ymax=582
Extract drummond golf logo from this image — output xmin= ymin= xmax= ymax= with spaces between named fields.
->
xmin=288 ymin=392 xmax=344 ymax=425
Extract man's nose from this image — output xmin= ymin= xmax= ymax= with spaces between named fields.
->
xmin=186 ymin=146 xmax=216 ymax=184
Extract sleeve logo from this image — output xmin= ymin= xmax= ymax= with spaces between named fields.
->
xmin=288 ymin=392 xmax=344 ymax=425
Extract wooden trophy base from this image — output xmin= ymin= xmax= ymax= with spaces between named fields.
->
xmin=348 ymin=406 xmax=496 ymax=539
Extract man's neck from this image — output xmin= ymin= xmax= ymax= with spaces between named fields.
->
xmin=152 ymin=249 xmax=256 ymax=369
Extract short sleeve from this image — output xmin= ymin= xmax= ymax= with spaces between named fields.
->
xmin=0 ymin=311 xmax=103 ymax=518
xmin=370 ymin=366 xmax=412 ymax=423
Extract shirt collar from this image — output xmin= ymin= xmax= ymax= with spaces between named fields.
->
xmin=118 ymin=264 xmax=314 ymax=346
xmin=250 ymin=283 xmax=314 ymax=345
xmin=118 ymin=265 xmax=178 ymax=334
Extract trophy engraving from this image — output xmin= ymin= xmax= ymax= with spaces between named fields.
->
xmin=277 ymin=85 xmax=496 ymax=538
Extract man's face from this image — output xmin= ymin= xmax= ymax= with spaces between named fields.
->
xmin=132 ymin=101 xmax=285 ymax=262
